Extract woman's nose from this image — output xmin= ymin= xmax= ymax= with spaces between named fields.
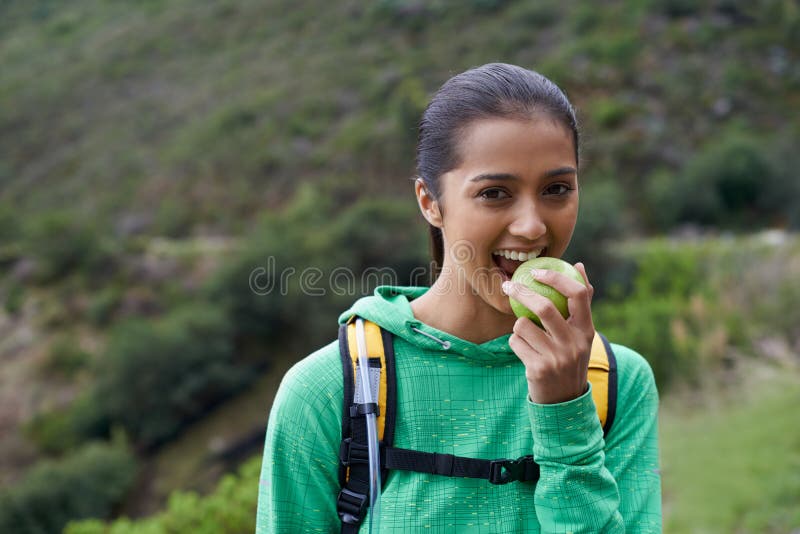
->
xmin=508 ymin=205 xmax=546 ymax=241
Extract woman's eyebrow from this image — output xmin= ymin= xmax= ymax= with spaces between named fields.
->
xmin=469 ymin=172 xmax=518 ymax=183
xmin=469 ymin=166 xmax=577 ymax=183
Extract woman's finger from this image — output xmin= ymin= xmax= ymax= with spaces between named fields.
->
xmin=529 ymin=265 xmax=594 ymax=329
xmin=503 ymin=281 xmax=566 ymax=326
xmin=528 ymin=266 xmax=593 ymax=301
xmin=512 ymin=315 xmax=552 ymax=352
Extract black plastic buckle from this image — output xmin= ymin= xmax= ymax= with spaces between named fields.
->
xmin=488 ymin=455 xmax=535 ymax=485
xmin=339 ymin=438 xmax=370 ymax=467
xmin=337 ymin=488 xmax=368 ymax=524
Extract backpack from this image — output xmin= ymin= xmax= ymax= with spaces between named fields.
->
xmin=336 ymin=315 xmax=618 ymax=533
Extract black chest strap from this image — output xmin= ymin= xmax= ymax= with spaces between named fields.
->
xmin=340 ymin=438 xmax=540 ymax=485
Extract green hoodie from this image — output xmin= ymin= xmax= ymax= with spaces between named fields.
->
xmin=256 ymin=286 xmax=661 ymax=533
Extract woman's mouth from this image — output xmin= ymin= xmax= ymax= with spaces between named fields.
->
xmin=491 ymin=248 xmax=545 ymax=281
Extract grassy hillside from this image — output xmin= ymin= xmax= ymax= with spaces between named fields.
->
xmin=1 ymin=0 xmax=798 ymax=236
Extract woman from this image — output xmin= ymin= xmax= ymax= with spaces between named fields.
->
xmin=256 ymin=63 xmax=661 ymax=533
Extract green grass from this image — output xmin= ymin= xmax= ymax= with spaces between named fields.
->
xmin=660 ymin=368 xmax=800 ymax=533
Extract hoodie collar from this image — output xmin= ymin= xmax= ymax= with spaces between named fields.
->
xmin=338 ymin=285 xmax=517 ymax=363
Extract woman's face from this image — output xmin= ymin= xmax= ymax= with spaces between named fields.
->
xmin=425 ymin=116 xmax=579 ymax=315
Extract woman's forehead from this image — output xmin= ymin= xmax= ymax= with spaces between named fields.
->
xmin=452 ymin=117 xmax=577 ymax=177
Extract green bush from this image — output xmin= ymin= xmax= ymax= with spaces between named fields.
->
xmin=328 ymin=196 xmax=427 ymax=282
xmin=590 ymin=97 xmax=629 ymax=129
xmin=206 ymin=184 xmax=338 ymax=349
xmin=648 ymin=131 xmax=794 ymax=231
xmin=593 ymin=240 xmax=709 ymax=388
xmin=22 ymin=211 xmax=120 ymax=285
xmin=3 ymin=281 xmax=25 ymax=315
xmin=86 ymin=285 xmax=125 ymax=327
xmin=40 ymin=334 xmax=91 ymax=377
xmin=208 ymin=186 xmax=427 ymax=355
xmin=0 ymin=201 xmax=20 ymax=247
xmin=0 ymin=440 xmax=137 ymax=534
xmin=90 ymin=304 xmax=249 ymax=449
xmin=642 ymin=168 xmax=683 ymax=232
xmin=26 ymin=407 xmax=84 ymax=456
xmin=595 ymin=295 xmax=692 ymax=388
xmin=65 ymin=455 xmax=260 ymax=534
xmin=648 ymin=0 xmax=701 ymax=18
xmin=43 ymin=303 xmax=249 ymax=452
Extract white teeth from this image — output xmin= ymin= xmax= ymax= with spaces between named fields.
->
xmin=492 ymin=248 xmax=544 ymax=261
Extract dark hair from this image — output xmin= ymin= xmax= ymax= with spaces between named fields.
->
xmin=415 ymin=63 xmax=579 ymax=280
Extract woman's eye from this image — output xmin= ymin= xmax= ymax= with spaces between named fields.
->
xmin=479 ymin=188 xmax=510 ymax=200
xmin=544 ymin=183 xmax=573 ymax=196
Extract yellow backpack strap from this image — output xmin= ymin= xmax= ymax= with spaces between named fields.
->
xmin=345 ymin=318 xmax=389 ymax=441
xmin=337 ymin=316 xmax=397 ymax=506
xmin=587 ymin=331 xmax=618 ymax=436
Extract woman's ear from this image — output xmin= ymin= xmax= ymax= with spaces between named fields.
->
xmin=415 ymin=179 xmax=443 ymax=228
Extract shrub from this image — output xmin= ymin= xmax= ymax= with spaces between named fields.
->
xmin=593 ymin=240 xmax=709 ymax=388
xmin=91 ymin=304 xmax=249 ymax=449
xmin=327 ymin=196 xmax=427 ymax=285
xmin=595 ymin=295 xmax=692 ymax=388
xmin=26 ymin=407 xmax=85 ymax=456
xmin=21 ymin=211 xmax=121 ymax=285
xmin=65 ymin=455 xmax=260 ymax=534
xmin=0 ymin=440 xmax=137 ymax=534
xmin=86 ymin=285 xmax=125 ymax=327
xmin=207 ymin=186 xmax=427 ymax=355
xmin=3 ymin=281 xmax=25 ymax=315
xmin=655 ymin=131 xmax=792 ymax=230
xmin=590 ymin=97 xmax=629 ymax=129
xmin=41 ymin=334 xmax=91 ymax=377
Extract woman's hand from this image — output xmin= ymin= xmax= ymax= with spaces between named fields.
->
xmin=502 ymin=262 xmax=595 ymax=404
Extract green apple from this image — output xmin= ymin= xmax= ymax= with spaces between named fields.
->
xmin=509 ymin=257 xmax=586 ymax=327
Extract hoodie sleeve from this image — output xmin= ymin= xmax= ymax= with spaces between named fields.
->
xmin=526 ymin=345 xmax=662 ymax=533
xmin=256 ymin=341 xmax=343 ymax=534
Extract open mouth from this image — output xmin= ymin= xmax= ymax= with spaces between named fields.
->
xmin=491 ymin=248 xmax=546 ymax=281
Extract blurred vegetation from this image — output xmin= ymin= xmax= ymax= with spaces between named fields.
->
xmin=1 ymin=0 xmax=798 ymax=242
xmin=0 ymin=439 xmax=137 ymax=534
xmin=65 ymin=456 xmax=259 ymax=534
xmin=595 ymin=234 xmax=800 ymax=389
xmin=0 ymin=0 xmax=798 ymax=531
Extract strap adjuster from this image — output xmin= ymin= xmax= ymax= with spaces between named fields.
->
xmin=337 ymin=488 xmax=368 ymax=524
xmin=488 ymin=455 xmax=537 ymax=485
xmin=339 ymin=438 xmax=370 ymax=467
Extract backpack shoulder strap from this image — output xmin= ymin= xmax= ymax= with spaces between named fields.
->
xmin=337 ymin=316 xmax=396 ymax=533
xmin=588 ymin=331 xmax=618 ymax=437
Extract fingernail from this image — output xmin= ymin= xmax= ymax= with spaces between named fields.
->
xmin=502 ymin=281 xmax=513 ymax=294
xmin=530 ymin=269 xmax=542 ymax=278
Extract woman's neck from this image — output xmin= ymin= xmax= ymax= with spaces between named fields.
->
xmin=410 ymin=268 xmax=517 ymax=344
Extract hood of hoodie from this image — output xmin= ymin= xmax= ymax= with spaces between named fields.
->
xmin=338 ymin=285 xmax=516 ymax=363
